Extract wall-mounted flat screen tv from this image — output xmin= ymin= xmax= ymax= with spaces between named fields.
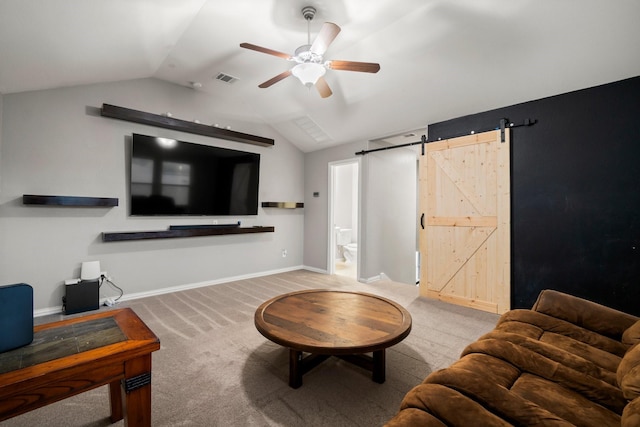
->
xmin=130 ymin=133 xmax=260 ymax=216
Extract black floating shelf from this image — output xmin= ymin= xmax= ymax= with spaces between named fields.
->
xmin=23 ymin=194 xmax=119 ymax=207
xmin=102 ymin=226 xmax=275 ymax=242
xmin=261 ymin=202 xmax=304 ymax=209
xmin=101 ymin=104 xmax=274 ymax=147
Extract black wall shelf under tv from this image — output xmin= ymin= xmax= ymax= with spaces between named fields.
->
xmin=100 ymin=104 xmax=275 ymax=147
xmin=23 ymin=194 xmax=119 ymax=207
xmin=102 ymin=226 xmax=275 ymax=242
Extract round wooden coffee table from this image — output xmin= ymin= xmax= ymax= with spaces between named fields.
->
xmin=254 ymin=289 xmax=412 ymax=388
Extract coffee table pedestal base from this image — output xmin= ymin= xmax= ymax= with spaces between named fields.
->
xmin=289 ymin=349 xmax=386 ymax=389
xmin=255 ymin=290 xmax=412 ymax=390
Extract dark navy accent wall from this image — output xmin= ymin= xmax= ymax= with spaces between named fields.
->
xmin=428 ymin=76 xmax=640 ymax=315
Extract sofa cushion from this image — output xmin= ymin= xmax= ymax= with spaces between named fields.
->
xmin=496 ymin=310 xmax=628 ymax=374
xmin=462 ymin=339 xmax=627 ymax=413
xmin=531 ymin=289 xmax=638 ymax=340
xmin=448 ymin=352 xmax=520 ymax=388
xmin=481 ymin=330 xmax=618 ymax=385
xmin=423 ymin=359 xmax=576 ymax=426
xmin=383 ymin=406 xmax=447 ymax=427
xmin=622 ymin=397 xmax=640 ymax=427
xmin=385 ymin=383 xmax=511 ymax=427
xmin=618 ymin=343 xmax=640 ymax=400
xmin=498 ymin=309 xmax=629 ymax=357
xmin=511 ymin=373 xmax=621 ymax=426
xmin=493 ymin=315 xmax=622 ymax=372
xmin=623 ymin=320 xmax=640 ymax=346
xmin=537 ymin=331 xmax=622 ymax=373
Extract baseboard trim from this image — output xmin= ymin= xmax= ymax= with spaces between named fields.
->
xmin=302 ymin=265 xmax=328 ymax=275
xmin=362 ymin=274 xmax=382 ymax=284
xmin=34 ymin=306 xmax=65 ymax=317
xmin=34 ymin=265 xmax=307 ymax=317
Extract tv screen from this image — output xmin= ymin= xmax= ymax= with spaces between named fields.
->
xmin=130 ymin=133 xmax=260 ymax=216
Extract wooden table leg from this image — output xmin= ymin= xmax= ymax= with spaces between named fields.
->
xmin=122 ymin=354 xmax=153 ymax=427
xmin=109 ymin=380 xmax=124 ymax=423
xmin=372 ymin=350 xmax=385 ymax=383
xmin=289 ymin=350 xmax=331 ymax=388
xmin=289 ymin=349 xmax=303 ymax=389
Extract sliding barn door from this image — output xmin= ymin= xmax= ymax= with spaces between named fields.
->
xmin=419 ymin=129 xmax=510 ymax=314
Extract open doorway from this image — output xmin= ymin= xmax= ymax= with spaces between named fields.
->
xmin=328 ymin=159 xmax=360 ymax=279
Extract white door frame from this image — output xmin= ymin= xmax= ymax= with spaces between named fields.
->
xmin=327 ymin=158 xmax=361 ymax=277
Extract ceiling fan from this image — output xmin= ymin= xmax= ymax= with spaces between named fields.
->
xmin=240 ymin=6 xmax=380 ymax=98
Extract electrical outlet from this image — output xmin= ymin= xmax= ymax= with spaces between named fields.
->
xmin=282 ymin=249 xmax=287 ymax=258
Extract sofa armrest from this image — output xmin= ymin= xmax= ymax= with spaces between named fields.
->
xmin=532 ymin=289 xmax=638 ymax=340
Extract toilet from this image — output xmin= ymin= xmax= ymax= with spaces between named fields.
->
xmin=343 ymin=242 xmax=358 ymax=263
xmin=336 ymin=228 xmax=357 ymax=263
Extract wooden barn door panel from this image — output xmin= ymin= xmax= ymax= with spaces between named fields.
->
xmin=419 ymin=129 xmax=510 ymax=314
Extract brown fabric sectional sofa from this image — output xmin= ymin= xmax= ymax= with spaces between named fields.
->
xmin=385 ymin=289 xmax=640 ymax=426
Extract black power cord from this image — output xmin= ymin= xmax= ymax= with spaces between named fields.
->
xmin=99 ymin=274 xmax=124 ymax=302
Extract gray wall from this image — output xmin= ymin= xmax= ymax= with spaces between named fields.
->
xmin=304 ymin=142 xmax=364 ymax=273
xmin=304 ymin=140 xmax=417 ymax=284
xmin=0 ymin=93 xmax=3 ymax=192
xmin=0 ymin=78 xmax=304 ymax=313
xmin=334 ymin=163 xmax=358 ymax=243
xmin=366 ymin=146 xmax=417 ymax=285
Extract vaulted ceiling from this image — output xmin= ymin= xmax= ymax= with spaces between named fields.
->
xmin=1 ymin=0 xmax=639 ymax=152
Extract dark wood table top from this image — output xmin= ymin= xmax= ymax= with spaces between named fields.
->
xmin=254 ymin=290 xmax=412 ymax=355
xmin=0 ymin=308 xmax=160 ymax=396
xmin=0 ymin=316 xmax=126 ymax=374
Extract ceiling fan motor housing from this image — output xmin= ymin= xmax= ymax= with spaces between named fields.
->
xmin=294 ymin=45 xmax=322 ymax=64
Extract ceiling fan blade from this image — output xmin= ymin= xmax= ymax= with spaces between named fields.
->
xmin=327 ymin=60 xmax=380 ymax=73
xmin=258 ymin=70 xmax=292 ymax=88
xmin=310 ymin=22 xmax=341 ymax=55
xmin=240 ymin=43 xmax=291 ymax=60
xmin=316 ymin=77 xmax=332 ymax=98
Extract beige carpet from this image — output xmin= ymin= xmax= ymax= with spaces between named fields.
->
xmin=2 ymin=270 xmax=500 ymax=427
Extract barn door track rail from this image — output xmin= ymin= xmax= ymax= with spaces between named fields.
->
xmin=355 ymin=118 xmax=537 ymax=156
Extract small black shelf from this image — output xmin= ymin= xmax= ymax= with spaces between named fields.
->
xmin=101 ymin=104 xmax=275 ymax=147
xmin=102 ymin=226 xmax=275 ymax=242
xmin=261 ymin=202 xmax=304 ymax=209
xmin=23 ymin=194 xmax=119 ymax=207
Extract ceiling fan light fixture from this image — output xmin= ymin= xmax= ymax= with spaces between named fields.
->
xmin=240 ymin=5 xmax=379 ymax=97
xmin=292 ymin=62 xmax=326 ymax=87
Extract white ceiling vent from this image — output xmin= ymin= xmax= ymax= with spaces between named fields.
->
xmin=294 ymin=116 xmax=331 ymax=143
xmin=214 ymin=72 xmax=239 ymax=84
